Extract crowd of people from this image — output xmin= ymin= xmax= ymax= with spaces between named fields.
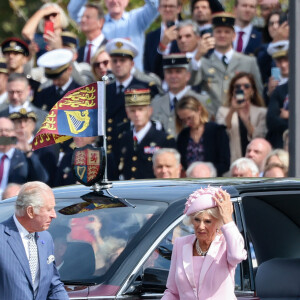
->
xmin=0 ymin=0 xmax=291 ymax=199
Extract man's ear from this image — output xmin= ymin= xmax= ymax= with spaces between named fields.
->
xmin=27 ymin=206 xmax=35 ymax=219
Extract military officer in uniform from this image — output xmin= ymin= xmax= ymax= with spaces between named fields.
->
xmin=151 ymin=53 xmax=211 ymax=138
xmin=1 ymin=37 xmax=41 ymax=99
xmin=190 ymin=12 xmax=263 ymax=117
xmin=105 ymin=38 xmax=160 ymax=157
xmin=33 ymin=48 xmax=81 ymax=111
xmin=117 ymin=88 xmax=176 ymax=180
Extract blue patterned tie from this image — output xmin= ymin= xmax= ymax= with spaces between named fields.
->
xmin=27 ymin=233 xmax=39 ymax=284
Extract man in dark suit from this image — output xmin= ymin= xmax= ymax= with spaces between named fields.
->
xmin=144 ymin=0 xmax=182 ymax=74
xmin=233 ymin=0 xmax=262 ymax=56
xmin=0 ymin=117 xmax=48 ymax=199
xmin=105 ymin=38 xmax=160 ymax=156
xmin=0 ymin=181 xmax=69 ymax=299
xmin=0 ymin=73 xmax=47 ymax=134
xmin=77 ymin=2 xmax=107 ymax=63
xmin=34 ymin=49 xmax=81 ymax=111
xmin=117 ymin=88 xmax=176 ymax=180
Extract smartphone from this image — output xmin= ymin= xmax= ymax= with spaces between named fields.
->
xmin=271 ymin=67 xmax=281 ymax=81
xmin=200 ymin=27 xmax=213 ymax=37
xmin=44 ymin=20 xmax=54 ymax=34
xmin=166 ymin=21 xmax=175 ymax=28
xmin=235 ymin=89 xmax=245 ymax=104
xmin=0 ymin=136 xmax=17 ymax=145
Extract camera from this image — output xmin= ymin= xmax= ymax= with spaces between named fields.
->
xmin=235 ymin=89 xmax=245 ymax=104
xmin=0 ymin=136 xmax=18 ymax=145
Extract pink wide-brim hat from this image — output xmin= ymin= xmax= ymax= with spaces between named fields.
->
xmin=184 ymin=186 xmax=223 ymax=216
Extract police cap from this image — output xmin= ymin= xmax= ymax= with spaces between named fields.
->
xmin=1 ymin=37 xmax=29 ymax=56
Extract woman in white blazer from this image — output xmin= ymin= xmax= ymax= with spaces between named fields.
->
xmin=162 ymin=187 xmax=247 ymax=300
xmin=216 ymin=72 xmax=267 ymax=164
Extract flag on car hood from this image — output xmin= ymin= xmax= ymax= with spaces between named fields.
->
xmin=32 ymin=82 xmax=105 ymax=150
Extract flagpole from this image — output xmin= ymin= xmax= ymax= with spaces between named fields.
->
xmin=99 ymin=77 xmax=108 ymax=183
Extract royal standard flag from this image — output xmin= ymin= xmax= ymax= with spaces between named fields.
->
xmin=32 ymin=82 xmax=105 ymax=151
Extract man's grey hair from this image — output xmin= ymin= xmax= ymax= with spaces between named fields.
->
xmin=177 ymin=19 xmax=199 ymax=36
xmin=8 ymin=73 xmax=29 ymax=85
xmin=230 ymin=157 xmax=259 ymax=176
xmin=15 ymin=181 xmax=52 ymax=216
xmin=186 ymin=161 xmax=217 ymax=177
xmin=152 ymin=148 xmax=181 ymax=166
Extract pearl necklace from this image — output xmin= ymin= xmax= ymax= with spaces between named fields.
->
xmin=196 ymin=240 xmax=208 ymax=256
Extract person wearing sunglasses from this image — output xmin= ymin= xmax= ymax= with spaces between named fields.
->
xmin=216 ymin=72 xmax=267 ymax=164
xmin=91 ymin=47 xmax=112 ymax=81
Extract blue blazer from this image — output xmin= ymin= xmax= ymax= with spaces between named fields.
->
xmin=244 ymin=26 xmax=262 ymax=56
xmin=8 ymin=148 xmax=49 ymax=184
xmin=144 ymin=27 xmax=180 ymax=77
xmin=0 ymin=216 xmax=69 ymax=300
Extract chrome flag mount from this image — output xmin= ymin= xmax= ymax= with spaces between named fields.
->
xmin=32 ymin=82 xmax=105 ymax=151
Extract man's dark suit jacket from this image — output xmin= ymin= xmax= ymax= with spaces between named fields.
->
xmin=144 ymin=27 xmax=180 ymax=78
xmin=244 ymin=26 xmax=262 ymax=56
xmin=33 ymin=80 xmax=81 ymax=111
xmin=77 ymin=38 xmax=108 ymax=63
xmin=7 ymin=148 xmax=49 ymax=184
xmin=176 ymin=122 xmax=230 ymax=176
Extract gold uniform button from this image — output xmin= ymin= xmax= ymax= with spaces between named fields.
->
xmin=108 ymin=118 xmax=113 ymax=123
xmin=123 ymin=118 xmax=128 ymax=123
xmin=131 ymin=177 xmax=135 ymax=180
xmin=107 ymin=127 xmax=112 ymax=132
xmin=108 ymin=145 xmax=112 ymax=149
xmin=132 ymin=156 xmax=137 ymax=161
xmin=148 ymin=157 xmax=152 ymax=161
xmin=131 ymin=167 xmax=136 ymax=172
xmin=224 ymin=89 xmax=228 ymax=94
xmin=224 ymin=75 xmax=229 ymax=80
xmin=107 ymin=136 xmax=112 ymax=141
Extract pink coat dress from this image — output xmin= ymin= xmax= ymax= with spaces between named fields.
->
xmin=162 ymin=221 xmax=247 ymax=300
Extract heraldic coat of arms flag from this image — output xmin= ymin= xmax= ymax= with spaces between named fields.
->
xmin=32 ymin=82 xmax=105 ymax=151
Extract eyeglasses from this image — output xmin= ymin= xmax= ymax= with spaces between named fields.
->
xmin=93 ymin=60 xmax=109 ymax=68
xmin=234 ymin=83 xmax=251 ymax=90
xmin=159 ymin=4 xmax=177 ymax=9
xmin=44 ymin=13 xmax=58 ymax=20
xmin=8 ymin=90 xmax=24 ymax=96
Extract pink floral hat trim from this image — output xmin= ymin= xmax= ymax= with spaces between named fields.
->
xmin=184 ymin=186 xmax=223 ymax=216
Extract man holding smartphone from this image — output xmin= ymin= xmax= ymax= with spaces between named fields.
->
xmin=144 ymin=0 xmax=182 ymax=74
xmin=190 ymin=12 xmax=263 ymax=117
xmin=266 ymin=40 xmax=289 ymax=148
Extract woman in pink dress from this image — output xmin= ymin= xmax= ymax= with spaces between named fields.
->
xmin=162 ymin=187 xmax=247 ymax=300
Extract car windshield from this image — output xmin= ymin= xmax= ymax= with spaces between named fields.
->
xmin=0 ymin=196 xmax=167 ymax=284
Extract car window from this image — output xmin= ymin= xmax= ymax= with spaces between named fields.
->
xmin=50 ymin=199 xmax=167 ymax=283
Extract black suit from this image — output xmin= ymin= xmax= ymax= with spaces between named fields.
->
xmin=33 ymin=80 xmax=81 ymax=111
xmin=7 ymin=148 xmax=48 ymax=184
xmin=176 ymin=122 xmax=230 ymax=176
xmin=266 ymin=82 xmax=288 ymax=148
xmin=117 ymin=123 xmax=176 ymax=179
xmin=77 ymin=38 xmax=108 ymax=63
